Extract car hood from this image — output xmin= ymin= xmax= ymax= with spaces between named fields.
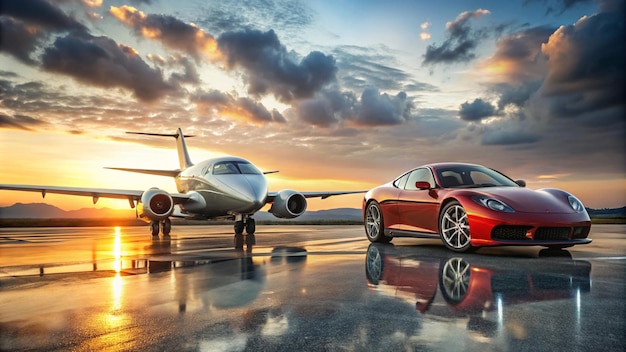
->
xmin=471 ymin=187 xmax=575 ymax=214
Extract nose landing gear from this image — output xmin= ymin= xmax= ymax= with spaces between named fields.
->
xmin=234 ymin=216 xmax=256 ymax=250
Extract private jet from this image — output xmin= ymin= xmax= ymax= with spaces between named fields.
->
xmin=0 ymin=128 xmax=364 ymax=243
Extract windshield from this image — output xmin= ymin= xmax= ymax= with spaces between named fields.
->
xmin=212 ymin=161 xmax=262 ymax=175
xmin=435 ymin=165 xmax=518 ymax=188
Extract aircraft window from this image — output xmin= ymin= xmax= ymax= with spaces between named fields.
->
xmin=237 ymin=162 xmax=262 ymax=175
xmin=404 ymin=168 xmax=434 ymax=190
xmin=213 ymin=162 xmax=239 ymax=175
xmin=212 ymin=161 xmax=262 ymax=175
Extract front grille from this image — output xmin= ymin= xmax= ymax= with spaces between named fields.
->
xmin=572 ymin=226 xmax=590 ymax=239
xmin=491 ymin=226 xmax=531 ymax=240
xmin=535 ymin=227 xmax=570 ymax=240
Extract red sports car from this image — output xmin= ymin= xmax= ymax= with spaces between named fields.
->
xmin=363 ymin=162 xmax=592 ymax=252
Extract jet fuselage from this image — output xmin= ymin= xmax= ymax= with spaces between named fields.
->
xmin=175 ymin=156 xmax=269 ymax=218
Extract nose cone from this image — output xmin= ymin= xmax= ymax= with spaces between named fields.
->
xmin=240 ymin=175 xmax=268 ymax=210
xmin=217 ymin=174 xmax=268 ymax=213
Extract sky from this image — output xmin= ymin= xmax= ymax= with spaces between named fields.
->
xmin=0 ymin=0 xmax=624 ymax=212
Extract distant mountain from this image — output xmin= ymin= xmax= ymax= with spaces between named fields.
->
xmin=0 ymin=203 xmax=362 ymax=221
xmin=586 ymin=206 xmax=626 ymax=218
xmin=0 ymin=203 xmax=136 ymax=219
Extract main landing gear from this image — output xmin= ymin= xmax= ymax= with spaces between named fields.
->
xmin=150 ymin=218 xmax=172 ymax=238
xmin=234 ymin=216 xmax=255 ymax=250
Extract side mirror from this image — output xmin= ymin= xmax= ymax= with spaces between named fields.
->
xmin=415 ymin=181 xmax=431 ymax=190
xmin=515 ymin=179 xmax=526 ymax=187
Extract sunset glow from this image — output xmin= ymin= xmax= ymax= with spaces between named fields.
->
xmin=0 ymin=0 xmax=624 ymax=213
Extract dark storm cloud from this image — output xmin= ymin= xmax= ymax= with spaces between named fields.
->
xmin=0 ymin=0 xmax=87 ymax=32
xmin=0 ymin=113 xmax=46 ymax=131
xmin=0 ymin=17 xmax=44 ymax=65
xmin=354 ymin=87 xmax=413 ymax=126
xmin=539 ymin=7 xmax=624 ymax=123
xmin=41 ymin=33 xmax=174 ymax=102
xmin=192 ymin=90 xmax=286 ymax=124
xmin=493 ymin=82 xmax=542 ymax=110
xmin=0 ymin=0 xmax=89 ymax=65
xmin=423 ymin=9 xmax=491 ymax=65
xmin=293 ymin=86 xmax=413 ymax=128
xmin=459 ymin=98 xmax=497 ymax=121
xmin=217 ymin=29 xmax=337 ymax=102
xmin=294 ymin=88 xmax=357 ymax=127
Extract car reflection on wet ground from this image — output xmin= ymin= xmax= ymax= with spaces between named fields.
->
xmin=0 ymin=225 xmax=624 ymax=351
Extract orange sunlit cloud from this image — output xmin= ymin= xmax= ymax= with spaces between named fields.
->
xmin=109 ymin=6 xmax=222 ymax=62
xmin=537 ymin=173 xmax=572 ymax=180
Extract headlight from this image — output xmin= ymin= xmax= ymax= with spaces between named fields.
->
xmin=568 ymin=195 xmax=585 ymax=212
xmin=472 ymin=196 xmax=514 ymax=213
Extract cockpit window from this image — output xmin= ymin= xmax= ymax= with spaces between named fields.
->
xmin=212 ymin=161 xmax=261 ymax=175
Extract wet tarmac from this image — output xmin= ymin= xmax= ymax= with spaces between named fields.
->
xmin=0 ymin=224 xmax=625 ymax=351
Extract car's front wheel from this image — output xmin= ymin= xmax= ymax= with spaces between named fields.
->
xmin=365 ymin=201 xmax=391 ymax=243
xmin=439 ymin=201 xmax=474 ymax=252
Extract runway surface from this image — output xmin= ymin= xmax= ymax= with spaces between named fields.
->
xmin=1 ymin=224 xmax=625 ymax=351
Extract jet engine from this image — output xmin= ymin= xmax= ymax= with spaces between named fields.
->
xmin=137 ymin=188 xmax=174 ymax=221
xmin=269 ymin=190 xmax=307 ymax=219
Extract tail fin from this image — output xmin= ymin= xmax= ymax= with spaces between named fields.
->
xmin=126 ymin=128 xmax=194 ymax=169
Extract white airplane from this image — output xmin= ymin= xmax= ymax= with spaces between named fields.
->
xmin=0 ymin=128 xmax=364 ymax=243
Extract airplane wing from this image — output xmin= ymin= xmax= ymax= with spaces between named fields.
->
xmin=0 ymin=184 xmax=191 ymax=206
xmin=267 ymin=190 xmax=366 ymax=202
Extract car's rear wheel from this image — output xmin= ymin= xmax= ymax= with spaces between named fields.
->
xmin=365 ymin=201 xmax=391 ymax=243
xmin=439 ymin=201 xmax=474 ymax=252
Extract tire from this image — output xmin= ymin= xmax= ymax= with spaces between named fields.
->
xmin=162 ymin=218 xmax=172 ymax=236
xmin=245 ymin=219 xmax=256 ymax=234
xmin=439 ymin=201 xmax=474 ymax=252
xmin=150 ymin=221 xmax=160 ymax=236
xmin=234 ymin=220 xmax=244 ymax=235
xmin=364 ymin=201 xmax=391 ymax=243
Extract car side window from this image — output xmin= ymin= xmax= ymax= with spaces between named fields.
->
xmin=404 ymin=168 xmax=434 ymax=190
xmin=393 ymin=173 xmax=410 ymax=189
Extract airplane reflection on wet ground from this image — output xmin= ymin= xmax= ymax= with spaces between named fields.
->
xmin=0 ymin=225 xmax=624 ymax=351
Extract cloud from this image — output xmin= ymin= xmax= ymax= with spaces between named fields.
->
xmin=41 ymin=33 xmax=175 ymax=102
xmin=332 ymin=45 xmax=427 ymax=92
xmin=478 ymin=26 xmax=554 ymax=84
xmin=192 ymin=90 xmax=286 ymax=124
xmin=292 ymin=86 xmax=414 ymax=128
xmin=523 ymin=0 xmax=595 ymax=14
xmin=423 ymin=9 xmax=491 ymax=65
xmin=0 ymin=113 xmax=47 ymax=131
xmin=217 ymin=28 xmax=337 ymax=102
xmin=538 ymin=9 xmax=624 ymax=123
xmin=0 ymin=17 xmax=44 ymax=65
xmin=109 ymin=6 xmax=220 ymax=62
xmin=458 ymin=98 xmax=497 ymax=121
xmin=0 ymin=0 xmax=87 ymax=32
xmin=481 ymin=125 xmax=541 ymax=145
xmin=192 ymin=1 xmax=314 ymax=35
xmin=353 ymin=87 xmax=413 ymax=126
